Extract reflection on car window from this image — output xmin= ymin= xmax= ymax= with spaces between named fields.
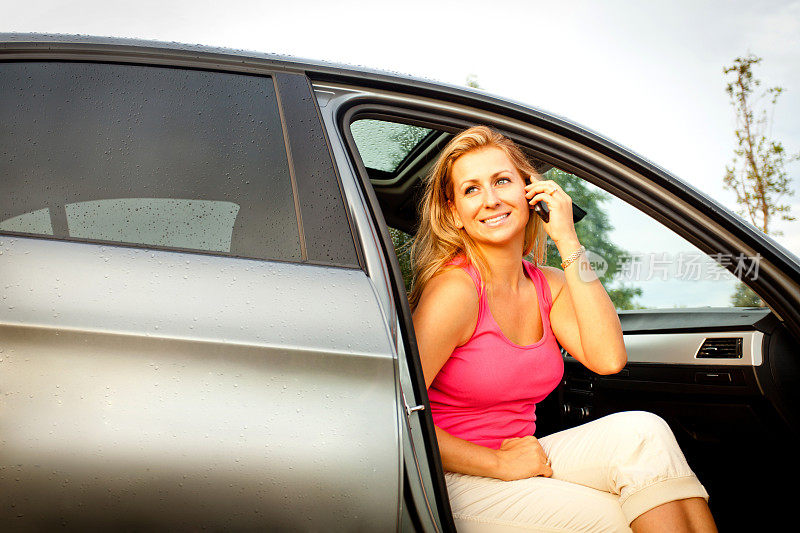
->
xmin=65 ymin=198 xmax=240 ymax=252
xmin=0 ymin=208 xmax=53 ymax=235
xmin=541 ymin=168 xmax=763 ymax=309
xmin=351 ymin=119 xmax=432 ymax=174
xmin=389 ymin=227 xmax=414 ymax=293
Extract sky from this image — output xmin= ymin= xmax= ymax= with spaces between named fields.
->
xmin=3 ymin=0 xmax=799 ymax=305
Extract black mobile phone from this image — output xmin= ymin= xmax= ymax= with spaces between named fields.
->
xmin=528 ymin=179 xmax=586 ymax=224
xmin=528 ymin=175 xmax=550 ymax=222
xmin=527 ymin=174 xmax=551 ymax=223
xmin=532 ymin=200 xmax=550 ymax=223
xmin=533 ymin=201 xmax=587 ymax=224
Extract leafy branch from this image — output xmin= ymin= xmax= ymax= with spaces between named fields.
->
xmin=723 ymin=54 xmax=798 ymax=236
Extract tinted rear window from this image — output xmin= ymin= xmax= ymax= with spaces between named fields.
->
xmin=0 ymin=61 xmax=301 ymax=261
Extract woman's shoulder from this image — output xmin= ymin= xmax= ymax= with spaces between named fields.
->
xmin=413 ymin=265 xmax=480 ymax=346
xmin=423 ymin=265 xmax=480 ymax=306
xmin=415 ymin=265 xmax=479 ymax=321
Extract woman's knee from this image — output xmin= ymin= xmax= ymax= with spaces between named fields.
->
xmin=605 ymin=411 xmax=672 ymax=436
xmin=601 ymin=411 xmax=679 ymax=452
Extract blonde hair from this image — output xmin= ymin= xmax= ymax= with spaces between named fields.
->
xmin=408 ymin=125 xmax=547 ymax=309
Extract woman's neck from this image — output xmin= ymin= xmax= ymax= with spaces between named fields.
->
xmin=478 ymin=244 xmax=526 ymax=292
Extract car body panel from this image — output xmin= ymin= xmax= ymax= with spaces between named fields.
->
xmin=0 ymin=236 xmax=399 ymax=530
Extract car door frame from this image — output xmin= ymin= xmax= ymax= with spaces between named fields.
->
xmin=311 ymin=74 xmax=800 ymax=530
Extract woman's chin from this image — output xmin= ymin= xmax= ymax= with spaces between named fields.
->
xmin=469 ymin=228 xmax=524 ymax=249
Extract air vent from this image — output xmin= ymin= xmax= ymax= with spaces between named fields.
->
xmin=696 ymin=337 xmax=743 ymax=359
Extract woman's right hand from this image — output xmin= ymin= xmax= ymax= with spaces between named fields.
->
xmin=494 ymin=436 xmax=553 ymax=481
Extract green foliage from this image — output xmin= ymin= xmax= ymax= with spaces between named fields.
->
xmin=351 ymin=119 xmax=431 ymax=173
xmin=390 ymin=227 xmax=414 ymax=294
xmin=730 ymin=281 xmax=764 ymax=307
xmin=723 ymin=55 xmax=798 ymax=236
xmin=539 ymin=168 xmax=643 ymax=310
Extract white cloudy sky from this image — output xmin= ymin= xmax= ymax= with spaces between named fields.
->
xmin=3 ymin=0 xmax=799 ymax=305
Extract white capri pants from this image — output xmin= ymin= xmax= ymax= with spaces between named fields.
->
xmin=444 ymin=411 xmax=709 ymax=533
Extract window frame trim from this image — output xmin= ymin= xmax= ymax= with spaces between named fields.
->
xmin=334 ymin=98 xmax=796 ymax=320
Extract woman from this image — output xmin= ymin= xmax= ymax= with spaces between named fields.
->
xmin=410 ymin=126 xmax=716 ymax=532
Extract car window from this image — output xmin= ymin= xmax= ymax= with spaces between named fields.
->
xmin=0 ymin=61 xmax=301 ymax=261
xmin=538 ymin=168 xmax=761 ymax=309
xmin=349 ymin=117 xmax=763 ymax=310
xmin=0 ymin=208 xmax=53 ymax=235
xmin=350 ymin=119 xmax=434 ymax=176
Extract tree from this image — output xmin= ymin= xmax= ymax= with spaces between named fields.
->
xmin=466 ymin=74 xmax=481 ymax=89
xmin=723 ymin=55 xmax=798 ymax=307
xmin=723 ymin=55 xmax=797 ymax=236
xmin=730 ymin=281 xmax=764 ymax=307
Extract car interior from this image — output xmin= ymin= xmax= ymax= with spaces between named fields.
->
xmin=347 ymin=116 xmax=800 ymax=530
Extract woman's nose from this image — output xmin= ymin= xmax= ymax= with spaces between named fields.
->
xmin=483 ymin=188 xmax=501 ymax=208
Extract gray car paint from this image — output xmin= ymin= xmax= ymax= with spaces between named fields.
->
xmin=0 ymin=236 xmax=399 ymax=530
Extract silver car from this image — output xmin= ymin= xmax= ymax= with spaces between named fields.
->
xmin=1 ymin=34 xmax=799 ymax=532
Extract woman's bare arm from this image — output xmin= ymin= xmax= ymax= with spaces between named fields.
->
xmin=544 ymin=241 xmax=627 ymax=375
xmin=435 ymin=426 xmax=552 ymax=481
xmin=527 ymin=179 xmax=627 ymax=375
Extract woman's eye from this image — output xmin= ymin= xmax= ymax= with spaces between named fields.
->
xmin=464 ymin=186 xmax=477 ymax=195
xmin=497 ymin=177 xmax=511 ymax=185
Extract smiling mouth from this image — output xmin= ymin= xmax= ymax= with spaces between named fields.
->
xmin=481 ymin=213 xmax=510 ymax=226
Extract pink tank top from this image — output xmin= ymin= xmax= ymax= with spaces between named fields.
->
xmin=427 ymin=256 xmax=564 ymax=449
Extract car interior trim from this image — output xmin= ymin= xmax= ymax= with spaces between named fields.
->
xmin=618 ymin=308 xmax=777 ymax=334
xmin=620 ymin=330 xmax=764 ymax=366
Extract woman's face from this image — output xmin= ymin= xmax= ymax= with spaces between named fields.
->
xmin=448 ymin=146 xmax=530 ymax=250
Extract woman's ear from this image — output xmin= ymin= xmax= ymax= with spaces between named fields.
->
xmin=448 ymin=200 xmax=464 ymax=229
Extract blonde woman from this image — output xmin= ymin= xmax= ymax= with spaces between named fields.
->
xmin=411 ymin=126 xmax=716 ymax=532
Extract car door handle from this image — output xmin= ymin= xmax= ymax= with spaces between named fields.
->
xmin=406 ymin=404 xmax=425 ymax=416
xmin=403 ymin=399 xmax=425 ymax=417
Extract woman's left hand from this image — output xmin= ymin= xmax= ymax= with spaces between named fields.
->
xmin=525 ymin=178 xmax=578 ymax=246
